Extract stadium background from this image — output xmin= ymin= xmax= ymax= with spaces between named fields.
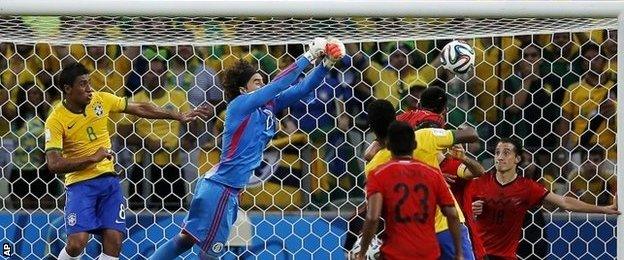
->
xmin=0 ymin=17 xmax=618 ymax=259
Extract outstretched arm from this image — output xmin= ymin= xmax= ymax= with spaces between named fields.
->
xmin=273 ymin=64 xmax=330 ymax=111
xmin=229 ymin=38 xmax=328 ymax=115
xmin=272 ymin=38 xmax=347 ymax=111
xmin=544 ymin=192 xmax=620 ymax=214
xmin=124 ymin=101 xmax=211 ymax=123
xmin=452 ymin=126 xmax=479 ymax=144
xmin=229 ymin=56 xmax=312 ymax=115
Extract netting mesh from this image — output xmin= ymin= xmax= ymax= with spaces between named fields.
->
xmin=0 ymin=16 xmax=618 ymax=259
xmin=0 ymin=16 xmax=618 ymax=45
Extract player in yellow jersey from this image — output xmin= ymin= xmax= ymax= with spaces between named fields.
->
xmin=355 ymin=87 xmax=481 ymax=260
xmin=45 ymin=62 xmax=210 ymax=260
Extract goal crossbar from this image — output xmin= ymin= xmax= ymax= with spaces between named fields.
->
xmin=1 ymin=0 xmax=624 ymax=17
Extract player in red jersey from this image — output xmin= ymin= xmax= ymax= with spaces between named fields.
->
xmin=398 ymin=87 xmax=486 ymax=259
xmin=356 ymin=121 xmax=464 ymax=260
xmin=440 ymin=144 xmax=486 ymax=260
xmin=363 ymin=86 xmax=447 ymax=162
xmin=470 ymin=138 xmax=620 ymax=259
xmin=395 ymin=102 xmax=445 ymax=129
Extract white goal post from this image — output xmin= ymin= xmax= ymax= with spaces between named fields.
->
xmin=0 ymin=0 xmax=623 ymax=259
xmin=0 ymin=0 xmax=624 ymax=17
xmin=617 ymin=12 xmax=624 ymax=260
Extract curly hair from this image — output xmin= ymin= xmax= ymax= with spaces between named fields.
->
xmin=419 ymin=86 xmax=447 ymax=114
xmin=366 ymin=99 xmax=396 ymax=141
xmin=387 ymin=121 xmax=417 ymax=156
xmin=221 ymin=59 xmax=257 ymax=102
xmin=58 ymin=62 xmax=90 ymax=93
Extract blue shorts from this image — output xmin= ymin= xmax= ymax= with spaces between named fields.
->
xmin=64 ymin=174 xmax=126 ymax=236
xmin=437 ymin=224 xmax=475 ymax=260
xmin=182 ymin=178 xmax=240 ymax=257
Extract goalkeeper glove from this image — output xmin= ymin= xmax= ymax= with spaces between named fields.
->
xmin=304 ymin=37 xmax=327 ymax=61
xmin=322 ymin=37 xmax=346 ymax=67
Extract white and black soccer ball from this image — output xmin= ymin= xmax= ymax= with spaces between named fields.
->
xmin=440 ymin=40 xmax=475 ymax=74
xmin=350 ymin=236 xmax=382 ymax=260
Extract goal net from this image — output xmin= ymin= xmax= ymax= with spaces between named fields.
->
xmin=0 ymin=11 xmax=620 ymax=260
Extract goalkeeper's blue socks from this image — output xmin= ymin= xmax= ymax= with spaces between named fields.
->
xmin=148 ymin=235 xmax=194 ymax=260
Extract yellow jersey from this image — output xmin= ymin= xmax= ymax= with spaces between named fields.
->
xmin=365 ymin=128 xmax=465 ymax=233
xmin=44 ymin=91 xmax=127 ymax=185
xmin=365 ymin=128 xmax=454 ymax=175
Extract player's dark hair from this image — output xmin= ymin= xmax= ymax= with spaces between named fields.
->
xmin=387 ymin=121 xmax=416 ymax=157
xmin=498 ymin=137 xmax=524 ymax=157
xmin=58 ymin=62 xmax=89 ymax=93
xmin=222 ymin=59 xmax=257 ymax=102
xmin=367 ymin=99 xmax=396 ymax=141
xmin=419 ymin=86 xmax=447 ymax=114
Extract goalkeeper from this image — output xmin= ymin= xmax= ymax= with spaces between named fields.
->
xmin=149 ymin=37 xmax=346 ymax=259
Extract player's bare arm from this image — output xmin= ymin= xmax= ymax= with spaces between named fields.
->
xmin=458 ymin=155 xmax=485 ymax=179
xmin=124 ymin=101 xmax=212 ymax=123
xmin=363 ymin=140 xmax=383 ymax=162
xmin=441 ymin=144 xmax=484 ymax=183
xmin=440 ymin=206 xmax=464 ymax=260
xmin=451 ymin=126 xmax=479 ymax=144
xmin=46 ymin=147 xmax=113 ymax=174
xmin=449 ymin=144 xmax=485 ymax=179
xmin=355 ymin=192 xmax=382 ymax=260
xmin=543 ymin=192 xmax=620 ymax=215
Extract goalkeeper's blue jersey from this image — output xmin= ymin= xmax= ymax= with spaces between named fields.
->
xmin=206 ymin=56 xmax=329 ymax=188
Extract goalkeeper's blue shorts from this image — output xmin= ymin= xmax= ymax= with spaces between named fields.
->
xmin=182 ymin=178 xmax=240 ymax=257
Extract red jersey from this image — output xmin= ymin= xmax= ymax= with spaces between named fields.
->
xmin=396 ymin=109 xmax=445 ymax=129
xmin=439 ymin=157 xmax=486 ymax=260
xmin=468 ymin=173 xmax=549 ymax=259
xmin=367 ymin=159 xmax=455 ymax=260
xmin=439 ymin=157 xmax=469 ymax=209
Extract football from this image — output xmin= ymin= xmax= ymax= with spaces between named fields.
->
xmin=440 ymin=40 xmax=475 ymax=74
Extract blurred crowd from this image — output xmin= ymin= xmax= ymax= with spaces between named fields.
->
xmin=0 ymin=28 xmax=617 ymax=212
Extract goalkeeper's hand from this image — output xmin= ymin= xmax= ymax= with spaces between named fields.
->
xmin=304 ymin=37 xmax=328 ymax=61
xmin=323 ymin=37 xmax=346 ymax=67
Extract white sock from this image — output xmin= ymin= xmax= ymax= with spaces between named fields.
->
xmin=98 ymin=253 xmax=119 ymax=260
xmin=57 ymin=247 xmax=82 ymax=260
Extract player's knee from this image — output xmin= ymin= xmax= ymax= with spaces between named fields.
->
xmin=108 ymin=236 xmax=123 ymax=249
xmin=177 ymin=233 xmax=197 ymax=248
xmin=102 ymin=230 xmax=123 ymax=249
xmin=66 ymin=235 xmax=89 ymax=254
